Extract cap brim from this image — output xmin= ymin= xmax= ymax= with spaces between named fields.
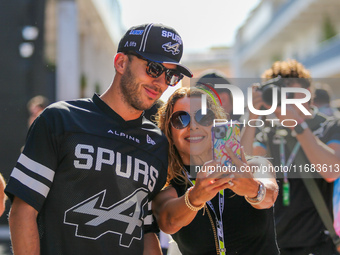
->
xmin=136 ymin=51 xmax=193 ymax=78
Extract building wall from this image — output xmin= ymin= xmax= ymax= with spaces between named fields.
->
xmin=181 ymin=48 xmax=233 ymax=87
xmin=45 ymin=0 xmax=123 ymax=99
xmin=233 ymin=0 xmax=340 ymax=84
xmin=0 ymin=0 xmax=50 ymax=225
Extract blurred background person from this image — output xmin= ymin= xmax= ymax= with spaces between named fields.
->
xmin=27 ymin=95 xmax=50 ymax=127
xmin=21 ymin=95 xmax=51 ymax=153
xmin=241 ymin=59 xmax=340 ymax=255
xmin=196 ymin=69 xmax=241 ymax=121
xmin=312 ymin=84 xmax=340 ymax=118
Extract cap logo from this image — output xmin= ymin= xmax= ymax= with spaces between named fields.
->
xmin=124 ymin=41 xmax=137 ymax=48
xmin=161 ymin=30 xmax=182 ymax=44
xmin=162 ymin=42 xmax=180 ymax=55
xmin=129 ymin=30 xmax=144 ymax=35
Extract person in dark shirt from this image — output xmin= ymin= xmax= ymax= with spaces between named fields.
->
xmin=241 ymin=59 xmax=340 ymax=255
xmin=196 ymin=69 xmax=241 ymax=121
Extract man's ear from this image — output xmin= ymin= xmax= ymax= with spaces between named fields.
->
xmin=114 ymin=53 xmax=128 ymax=75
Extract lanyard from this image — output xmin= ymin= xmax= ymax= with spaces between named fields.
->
xmin=280 ymin=136 xmax=300 ymax=206
xmin=280 ymin=137 xmax=300 ymax=181
xmin=277 ymin=116 xmax=322 ymax=206
xmin=206 ymin=190 xmax=226 ymax=255
xmin=185 ymin=170 xmax=227 ymax=255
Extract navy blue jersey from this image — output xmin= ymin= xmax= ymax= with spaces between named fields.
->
xmin=5 ymin=94 xmax=168 ymax=255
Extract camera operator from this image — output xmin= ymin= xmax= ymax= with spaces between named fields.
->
xmin=241 ymin=59 xmax=340 ymax=255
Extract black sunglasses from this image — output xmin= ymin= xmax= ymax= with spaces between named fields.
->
xmin=126 ymin=52 xmax=184 ymax=86
xmin=170 ymin=109 xmax=215 ymax=129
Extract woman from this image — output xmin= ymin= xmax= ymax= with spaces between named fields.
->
xmin=152 ymin=87 xmax=279 ymax=255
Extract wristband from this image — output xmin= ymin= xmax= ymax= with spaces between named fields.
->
xmin=292 ymin=121 xmax=308 ymax=135
xmin=184 ymin=186 xmax=205 ymax=211
xmin=245 ymin=181 xmax=266 ymax=205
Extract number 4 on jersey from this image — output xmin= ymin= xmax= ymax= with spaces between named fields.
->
xmin=64 ymin=188 xmax=149 ymax=247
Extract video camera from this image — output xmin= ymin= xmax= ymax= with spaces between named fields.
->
xmin=257 ymin=76 xmax=293 ymax=106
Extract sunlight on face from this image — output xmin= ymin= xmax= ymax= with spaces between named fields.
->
xmin=171 ymin=97 xmax=213 ymax=165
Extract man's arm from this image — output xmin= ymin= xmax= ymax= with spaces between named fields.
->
xmin=143 ymin=232 xmax=162 ymax=255
xmin=275 ymin=105 xmax=340 ymax=181
xmin=295 ymin=128 xmax=340 ymax=181
xmin=9 ymin=196 xmax=40 ymax=255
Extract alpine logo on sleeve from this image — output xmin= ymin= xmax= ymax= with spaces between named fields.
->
xmin=64 ymin=188 xmax=148 ymax=247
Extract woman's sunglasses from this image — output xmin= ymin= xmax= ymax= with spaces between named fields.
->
xmin=127 ymin=52 xmax=184 ymax=86
xmin=170 ymin=109 xmax=215 ymax=129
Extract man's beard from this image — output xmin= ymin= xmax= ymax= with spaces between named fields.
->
xmin=119 ymin=65 xmax=158 ymax=111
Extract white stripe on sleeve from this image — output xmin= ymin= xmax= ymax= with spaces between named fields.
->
xmin=11 ymin=168 xmax=50 ymax=197
xmin=18 ymin=154 xmax=55 ymax=181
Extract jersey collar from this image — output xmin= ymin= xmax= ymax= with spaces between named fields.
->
xmin=92 ymin=94 xmax=144 ymax=127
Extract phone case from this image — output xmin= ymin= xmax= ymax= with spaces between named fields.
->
xmin=212 ymin=123 xmax=241 ymax=167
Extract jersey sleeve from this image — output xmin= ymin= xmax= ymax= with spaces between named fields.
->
xmin=143 ymin=201 xmax=160 ymax=234
xmin=5 ymin=112 xmax=58 ymax=212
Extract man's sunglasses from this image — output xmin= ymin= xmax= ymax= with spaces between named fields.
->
xmin=127 ymin=52 xmax=184 ymax=86
xmin=170 ymin=109 xmax=215 ymax=129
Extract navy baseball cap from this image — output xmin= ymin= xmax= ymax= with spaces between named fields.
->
xmin=118 ymin=23 xmax=193 ymax=78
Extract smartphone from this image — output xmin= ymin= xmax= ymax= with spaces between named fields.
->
xmin=212 ymin=123 xmax=241 ymax=167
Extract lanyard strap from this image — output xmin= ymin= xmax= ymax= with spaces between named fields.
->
xmin=280 ymin=136 xmax=301 ymax=207
xmin=206 ymin=190 xmax=226 ymax=255
xmin=280 ymin=137 xmax=300 ymax=181
xmin=186 ymin=171 xmax=226 ymax=255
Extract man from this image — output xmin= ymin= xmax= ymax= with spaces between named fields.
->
xmin=313 ymin=87 xmax=340 ymax=118
xmin=27 ymin=95 xmax=50 ymax=127
xmin=196 ymin=69 xmax=240 ymax=121
xmin=241 ymin=59 xmax=340 ymax=254
xmin=5 ymin=23 xmax=192 ymax=255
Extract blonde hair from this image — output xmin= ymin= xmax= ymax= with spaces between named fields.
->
xmin=156 ymin=87 xmax=226 ymax=185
